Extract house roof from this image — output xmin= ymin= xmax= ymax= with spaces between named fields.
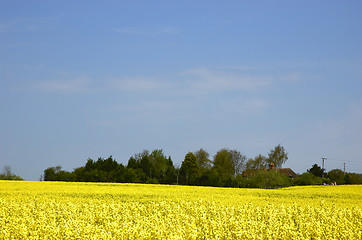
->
xmin=278 ymin=168 xmax=298 ymax=178
xmin=242 ymin=168 xmax=297 ymax=178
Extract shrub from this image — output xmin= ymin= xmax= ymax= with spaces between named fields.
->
xmin=293 ymin=172 xmax=323 ymax=186
xmin=245 ymin=170 xmax=291 ymax=189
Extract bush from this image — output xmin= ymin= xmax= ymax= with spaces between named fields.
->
xmin=347 ymin=173 xmax=362 ymax=184
xmin=328 ymin=169 xmax=345 ymax=185
xmin=244 ymin=170 xmax=292 ymax=189
xmin=293 ymin=172 xmax=323 ymax=186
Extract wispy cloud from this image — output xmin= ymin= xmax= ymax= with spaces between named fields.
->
xmin=36 ymin=76 xmax=92 ymax=93
xmin=181 ymin=67 xmax=274 ymax=94
xmin=0 ymin=16 xmax=59 ymax=33
xmin=108 ymin=67 xmax=293 ymax=96
xmin=102 ymin=67 xmax=278 ymax=121
xmin=110 ymin=76 xmax=175 ymax=92
xmin=217 ymin=97 xmax=269 ymax=115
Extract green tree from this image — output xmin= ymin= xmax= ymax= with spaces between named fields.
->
xmin=344 ymin=174 xmax=351 ymax=184
xmin=348 ymin=173 xmax=362 ymax=184
xmin=149 ymin=149 xmax=169 ymax=182
xmin=43 ymin=166 xmax=73 ymax=181
xmin=245 ymin=170 xmax=291 ymax=189
xmin=267 ymin=144 xmax=288 ymax=168
xmin=0 ymin=166 xmax=23 ymax=180
xmin=180 ymin=152 xmax=199 ymax=185
xmin=328 ymin=169 xmax=345 ymax=184
xmin=293 ymin=172 xmax=323 ymax=186
xmin=307 ymin=164 xmax=324 ymax=178
xmin=213 ymin=149 xmax=234 ymax=180
xmin=127 ymin=149 xmax=175 ymax=184
xmin=194 ymin=148 xmax=212 ymax=170
xmin=245 ymin=154 xmax=267 ymax=170
xmin=198 ymin=168 xmax=222 ymax=187
xmin=213 ymin=148 xmax=246 ymax=179
xmin=74 ymin=156 xmax=124 ymax=182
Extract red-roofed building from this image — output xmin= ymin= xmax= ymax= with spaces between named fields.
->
xmin=242 ymin=162 xmax=297 ymax=178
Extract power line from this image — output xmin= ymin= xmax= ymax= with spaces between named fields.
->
xmin=327 ymin=158 xmax=361 ymax=163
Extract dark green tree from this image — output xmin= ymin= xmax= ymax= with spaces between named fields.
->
xmin=344 ymin=174 xmax=351 ymax=184
xmin=198 ymin=168 xmax=222 ymax=187
xmin=213 ymin=149 xmax=234 ymax=180
xmin=43 ymin=166 xmax=73 ymax=181
xmin=127 ymin=149 xmax=175 ymax=184
xmin=180 ymin=152 xmax=200 ymax=185
xmin=149 ymin=149 xmax=169 ymax=182
xmin=328 ymin=169 xmax=345 ymax=184
xmin=307 ymin=164 xmax=324 ymax=178
xmin=73 ymin=156 xmax=124 ymax=182
xmin=348 ymin=173 xmax=362 ymax=184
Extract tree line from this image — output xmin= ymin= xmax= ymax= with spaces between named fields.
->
xmin=41 ymin=145 xmax=362 ymax=188
xmin=0 ymin=166 xmax=23 ymax=180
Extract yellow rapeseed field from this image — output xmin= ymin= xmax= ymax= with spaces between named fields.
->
xmin=0 ymin=181 xmax=361 ymax=239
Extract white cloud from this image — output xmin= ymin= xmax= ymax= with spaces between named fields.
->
xmin=36 ymin=76 xmax=91 ymax=93
xmin=111 ymin=76 xmax=175 ymax=92
xmin=218 ymin=97 xmax=269 ymax=115
xmin=108 ymin=67 xmax=289 ymax=96
xmin=181 ymin=67 xmax=274 ymax=94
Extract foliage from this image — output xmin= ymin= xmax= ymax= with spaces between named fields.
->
xmin=41 ymin=146 xmax=360 ymax=188
xmin=1 ymin=181 xmax=361 ymax=239
xmin=243 ymin=170 xmax=292 ymax=189
xmin=194 ymin=148 xmax=212 ymax=170
xmin=213 ymin=148 xmax=246 ymax=181
xmin=328 ymin=169 xmax=345 ymax=184
xmin=126 ymin=149 xmax=176 ymax=184
xmin=0 ymin=166 xmax=23 ymax=180
xmin=180 ymin=152 xmax=200 ymax=185
xmin=293 ymin=172 xmax=323 ymax=186
xmin=307 ymin=164 xmax=324 ymax=177
xmin=43 ymin=166 xmax=74 ymax=181
xmin=245 ymin=154 xmax=268 ymax=170
xmin=346 ymin=173 xmax=362 ymax=184
xmin=307 ymin=164 xmax=325 ymax=178
xmin=267 ymin=144 xmax=288 ymax=168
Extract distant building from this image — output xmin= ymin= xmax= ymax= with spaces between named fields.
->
xmin=242 ymin=162 xmax=298 ymax=178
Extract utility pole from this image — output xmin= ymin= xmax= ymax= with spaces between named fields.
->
xmin=321 ymin=157 xmax=327 ymax=170
xmin=344 ymin=163 xmax=346 ymax=175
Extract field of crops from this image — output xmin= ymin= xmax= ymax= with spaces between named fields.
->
xmin=0 ymin=181 xmax=361 ymax=239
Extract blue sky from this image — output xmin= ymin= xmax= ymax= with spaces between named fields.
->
xmin=1 ymin=1 xmax=361 ymax=180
